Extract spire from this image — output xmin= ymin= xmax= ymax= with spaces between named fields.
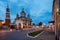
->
xmin=22 ymin=6 xmax=24 ymax=11
xmin=6 ymin=3 xmax=10 ymax=12
xmin=21 ymin=6 xmax=25 ymax=13
xmin=16 ymin=13 xmax=19 ymax=18
xmin=5 ymin=2 xmax=10 ymax=27
xmin=6 ymin=2 xmax=9 ymax=8
xmin=20 ymin=6 xmax=26 ymax=17
xmin=28 ymin=12 xmax=30 ymax=17
xmin=7 ymin=3 xmax=9 ymax=8
xmin=27 ymin=12 xmax=30 ymax=19
xmin=28 ymin=10 xmax=30 ymax=17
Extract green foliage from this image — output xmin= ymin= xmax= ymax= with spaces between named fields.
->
xmin=33 ymin=23 xmax=35 ymax=25
xmin=38 ymin=22 xmax=43 ymax=26
xmin=28 ymin=30 xmax=43 ymax=37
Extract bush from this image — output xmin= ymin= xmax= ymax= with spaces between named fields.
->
xmin=28 ymin=30 xmax=43 ymax=37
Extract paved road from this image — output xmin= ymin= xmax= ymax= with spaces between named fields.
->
xmin=0 ymin=28 xmax=41 ymax=40
xmin=0 ymin=28 xmax=55 ymax=40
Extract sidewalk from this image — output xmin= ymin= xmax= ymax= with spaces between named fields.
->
xmin=0 ymin=30 xmax=10 ymax=32
xmin=58 ymin=30 xmax=60 ymax=40
xmin=27 ymin=29 xmax=55 ymax=40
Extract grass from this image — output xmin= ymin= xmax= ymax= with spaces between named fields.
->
xmin=28 ymin=30 xmax=43 ymax=37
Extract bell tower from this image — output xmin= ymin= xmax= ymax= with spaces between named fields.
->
xmin=5 ymin=4 xmax=10 ymax=27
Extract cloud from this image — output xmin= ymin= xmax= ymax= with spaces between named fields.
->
xmin=8 ymin=0 xmax=18 ymax=3
xmin=0 ymin=1 xmax=6 ymax=21
xmin=28 ymin=0 xmax=53 ymax=24
xmin=32 ymin=11 xmax=52 ymax=24
xmin=10 ymin=14 xmax=16 ymax=23
xmin=0 ymin=0 xmax=53 ymax=24
xmin=15 ymin=0 xmax=53 ymax=24
xmin=0 ymin=1 xmax=6 ymax=12
xmin=30 ymin=0 xmax=53 ymax=17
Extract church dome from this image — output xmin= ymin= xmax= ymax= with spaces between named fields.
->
xmin=20 ymin=8 xmax=26 ymax=18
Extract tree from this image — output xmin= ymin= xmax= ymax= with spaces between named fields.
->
xmin=33 ymin=23 xmax=35 ymax=26
xmin=38 ymin=22 xmax=43 ymax=26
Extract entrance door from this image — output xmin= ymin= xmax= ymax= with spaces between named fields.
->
xmin=18 ymin=23 xmax=21 ymax=29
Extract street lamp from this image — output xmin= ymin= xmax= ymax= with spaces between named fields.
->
xmin=55 ymin=8 xmax=59 ymax=40
xmin=2 ymin=22 xmax=4 ymax=24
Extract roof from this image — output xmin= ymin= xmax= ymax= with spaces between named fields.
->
xmin=0 ymin=20 xmax=4 ymax=21
xmin=48 ymin=21 xmax=55 ymax=23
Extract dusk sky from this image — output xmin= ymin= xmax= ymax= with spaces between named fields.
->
xmin=0 ymin=0 xmax=53 ymax=25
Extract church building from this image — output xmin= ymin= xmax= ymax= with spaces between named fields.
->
xmin=14 ymin=8 xmax=32 ymax=29
xmin=5 ymin=4 xmax=32 ymax=29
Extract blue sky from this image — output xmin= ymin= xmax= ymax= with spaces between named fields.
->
xmin=0 ymin=0 xmax=53 ymax=25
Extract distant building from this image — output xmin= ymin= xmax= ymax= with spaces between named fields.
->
xmin=58 ymin=0 xmax=60 ymax=29
xmin=4 ymin=4 xmax=32 ymax=29
xmin=52 ymin=0 xmax=60 ymax=31
xmin=14 ymin=8 xmax=32 ymax=29
xmin=52 ymin=0 xmax=58 ymax=21
xmin=5 ymin=4 xmax=10 ymax=27
xmin=0 ymin=20 xmax=4 ymax=27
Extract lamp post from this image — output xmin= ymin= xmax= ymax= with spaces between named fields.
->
xmin=55 ymin=8 xmax=59 ymax=40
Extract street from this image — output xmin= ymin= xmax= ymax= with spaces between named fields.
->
xmin=0 ymin=28 xmax=55 ymax=40
xmin=0 ymin=28 xmax=41 ymax=40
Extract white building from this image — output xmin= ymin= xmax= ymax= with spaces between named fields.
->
xmin=14 ymin=8 xmax=32 ymax=29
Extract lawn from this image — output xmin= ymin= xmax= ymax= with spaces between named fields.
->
xmin=28 ymin=30 xmax=43 ymax=37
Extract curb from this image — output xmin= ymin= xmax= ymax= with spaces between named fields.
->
xmin=27 ymin=31 xmax=45 ymax=38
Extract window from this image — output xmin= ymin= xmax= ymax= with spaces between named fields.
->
xmin=58 ymin=0 xmax=60 ymax=12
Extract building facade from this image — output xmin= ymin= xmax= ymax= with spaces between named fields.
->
xmin=0 ymin=20 xmax=4 ymax=27
xmin=14 ymin=8 xmax=32 ymax=29
xmin=58 ymin=0 xmax=60 ymax=28
xmin=52 ymin=0 xmax=58 ymax=21
xmin=52 ymin=0 xmax=60 ymax=31
xmin=5 ymin=4 xmax=10 ymax=27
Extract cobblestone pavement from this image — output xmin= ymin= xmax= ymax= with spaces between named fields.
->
xmin=0 ymin=28 xmax=55 ymax=40
xmin=0 ymin=28 xmax=41 ymax=40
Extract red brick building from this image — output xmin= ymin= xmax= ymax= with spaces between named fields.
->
xmin=5 ymin=4 xmax=10 ymax=27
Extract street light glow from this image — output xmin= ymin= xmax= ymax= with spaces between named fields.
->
xmin=10 ymin=29 xmax=13 ymax=32
xmin=57 ymin=8 xmax=59 ymax=12
xmin=2 ymin=22 xmax=4 ymax=24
